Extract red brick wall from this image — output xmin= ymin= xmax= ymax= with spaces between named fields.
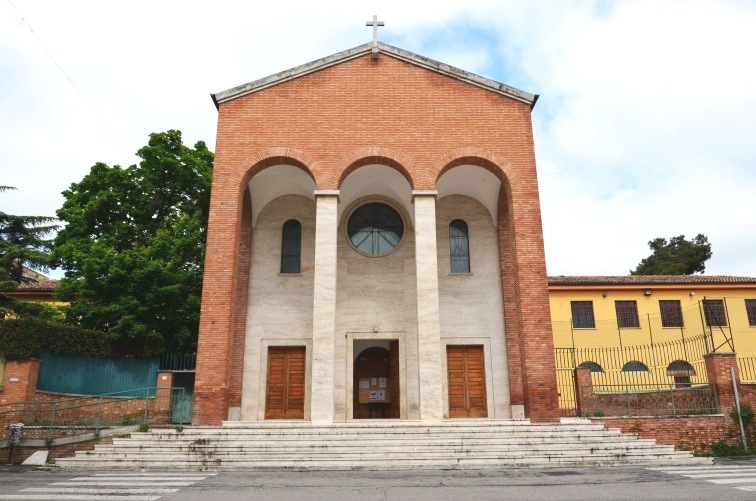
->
xmin=1 ymin=359 xmax=40 ymax=404
xmin=3 ymin=436 xmax=114 ymax=465
xmin=195 ymin=51 xmax=558 ymax=424
xmin=593 ymin=416 xmax=728 ymax=456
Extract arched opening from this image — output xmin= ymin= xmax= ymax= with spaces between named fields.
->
xmin=667 ymin=360 xmax=696 ymax=388
xmin=621 ymin=361 xmax=649 ymax=373
xmin=353 ymin=344 xmax=400 ymax=419
xmin=578 ymin=361 xmax=604 ymax=373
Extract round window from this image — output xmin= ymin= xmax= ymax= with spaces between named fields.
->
xmin=347 ymin=202 xmax=404 ymax=256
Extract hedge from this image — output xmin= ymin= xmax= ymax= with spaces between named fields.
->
xmin=0 ymin=318 xmax=122 ymax=359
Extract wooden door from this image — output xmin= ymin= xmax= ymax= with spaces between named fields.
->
xmin=447 ymin=345 xmax=487 ymax=418
xmin=389 ymin=340 xmax=400 ymax=418
xmin=265 ymin=346 xmax=305 ymax=419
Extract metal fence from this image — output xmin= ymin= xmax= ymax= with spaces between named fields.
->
xmin=159 ymin=353 xmax=196 ymax=371
xmin=0 ymin=387 xmax=187 ymax=444
xmin=37 ymin=352 xmax=159 ymax=396
xmin=738 ymin=357 xmax=756 ymax=382
xmin=580 ymin=383 xmax=719 ymax=417
xmin=555 ymin=333 xmax=712 ymax=415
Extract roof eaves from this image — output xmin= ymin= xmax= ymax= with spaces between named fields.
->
xmin=211 ymin=42 xmax=537 ymax=108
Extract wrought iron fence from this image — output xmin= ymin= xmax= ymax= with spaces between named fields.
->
xmin=159 ymin=353 xmax=196 ymax=372
xmin=580 ymin=383 xmax=719 ymax=418
xmin=738 ymin=357 xmax=756 ymax=382
xmin=555 ymin=333 xmax=712 ymax=415
xmin=0 ymin=387 xmax=186 ymax=444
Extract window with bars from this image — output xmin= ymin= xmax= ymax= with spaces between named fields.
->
xmin=703 ymin=299 xmax=727 ymax=327
xmin=280 ymin=219 xmax=302 ymax=274
xmin=571 ymin=301 xmax=595 ymax=329
xmin=449 ymin=219 xmax=470 ymax=273
xmin=659 ymin=300 xmax=683 ymax=328
xmin=615 ymin=300 xmax=639 ymax=328
xmin=746 ymin=299 xmax=756 ymax=326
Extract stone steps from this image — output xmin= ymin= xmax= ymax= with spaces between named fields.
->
xmin=56 ymin=418 xmax=710 ymax=470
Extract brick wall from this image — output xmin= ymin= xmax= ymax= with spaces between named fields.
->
xmin=195 ymin=50 xmax=559 ymax=424
xmin=593 ymin=416 xmax=728 ymax=456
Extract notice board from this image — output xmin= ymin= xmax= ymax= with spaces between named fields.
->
xmin=358 ymin=377 xmax=391 ymax=403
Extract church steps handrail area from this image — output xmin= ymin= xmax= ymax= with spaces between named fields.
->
xmin=55 ymin=420 xmax=708 ymax=470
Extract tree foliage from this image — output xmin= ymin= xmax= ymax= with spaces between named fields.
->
xmin=0 ymin=186 xmax=59 ymax=317
xmin=52 ymin=130 xmax=213 ymax=356
xmin=0 ymin=317 xmax=119 ymax=359
xmin=630 ymin=234 xmax=712 ymax=275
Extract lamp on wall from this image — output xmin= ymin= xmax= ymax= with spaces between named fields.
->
xmin=644 ymin=290 xmax=653 ymax=296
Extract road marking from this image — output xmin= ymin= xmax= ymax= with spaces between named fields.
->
xmin=2 ymin=471 xmax=213 ymax=500
xmin=649 ymin=465 xmax=756 ymax=492
xmin=23 ymin=488 xmax=180 ymax=494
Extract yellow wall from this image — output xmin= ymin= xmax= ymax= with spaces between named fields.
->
xmin=550 ymin=284 xmax=756 ymax=357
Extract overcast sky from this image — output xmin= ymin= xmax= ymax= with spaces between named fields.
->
xmin=2 ymin=0 xmax=755 ymax=278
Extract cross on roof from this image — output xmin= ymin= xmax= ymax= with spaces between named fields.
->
xmin=366 ymin=15 xmax=384 ymax=47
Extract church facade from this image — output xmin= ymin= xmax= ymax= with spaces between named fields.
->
xmin=193 ymin=42 xmax=559 ymax=425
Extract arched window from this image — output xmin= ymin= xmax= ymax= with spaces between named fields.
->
xmin=621 ymin=361 xmax=649 ymax=373
xmin=449 ymin=219 xmax=470 ymax=273
xmin=667 ymin=360 xmax=696 ymax=388
xmin=578 ymin=361 xmax=604 ymax=373
xmin=280 ymin=219 xmax=301 ymax=274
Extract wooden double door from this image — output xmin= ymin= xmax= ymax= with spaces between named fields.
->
xmin=265 ymin=346 xmax=305 ymax=419
xmin=447 ymin=345 xmax=488 ymax=418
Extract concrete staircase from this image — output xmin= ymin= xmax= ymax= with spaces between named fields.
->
xmin=56 ymin=418 xmax=710 ymax=470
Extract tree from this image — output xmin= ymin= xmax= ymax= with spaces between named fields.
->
xmin=630 ymin=234 xmax=712 ymax=275
xmin=52 ymin=130 xmax=213 ymax=356
xmin=0 ymin=186 xmax=59 ymax=317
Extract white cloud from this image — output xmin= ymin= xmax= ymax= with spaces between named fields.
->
xmin=1 ymin=0 xmax=754 ymax=276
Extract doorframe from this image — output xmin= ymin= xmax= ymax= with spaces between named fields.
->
xmin=346 ymin=331 xmax=407 ymax=420
xmin=258 ymin=338 xmax=312 ymax=421
xmin=441 ymin=338 xmax=494 ymax=419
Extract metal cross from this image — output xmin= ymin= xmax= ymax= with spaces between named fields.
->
xmin=366 ymin=15 xmax=384 ymax=47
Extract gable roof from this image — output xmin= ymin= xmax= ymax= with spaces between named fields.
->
xmin=548 ymin=275 xmax=756 ymax=286
xmin=212 ymin=42 xmax=538 ymax=109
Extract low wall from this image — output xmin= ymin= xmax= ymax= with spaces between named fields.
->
xmin=592 ymin=415 xmax=729 ymax=456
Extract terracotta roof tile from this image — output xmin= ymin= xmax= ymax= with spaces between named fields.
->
xmin=547 ymin=275 xmax=756 ymax=286
xmin=14 ymin=277 xmax=59 ymax=291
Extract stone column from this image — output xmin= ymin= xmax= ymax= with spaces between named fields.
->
xmin=310 ymin=190 xmax=339 ymax=424
xmin=413 ymin=191 xmax=443 ymax=422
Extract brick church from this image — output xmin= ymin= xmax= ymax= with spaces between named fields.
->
xmin=192 ymin=37 xmax=560 ymax=425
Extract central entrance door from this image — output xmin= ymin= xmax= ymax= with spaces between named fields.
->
xmin=265 ymin=346 xmax=305 ymax=419
xmin=353 ymin=341 xmax=400 ymax=419
xmin=447 ymin=345 xmax=488 ymax=418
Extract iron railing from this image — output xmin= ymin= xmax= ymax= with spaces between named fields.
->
xmin=159 ymin=353 xmax=196 ymax=371
xmin=580 ymin=383 xmax=719 ymax=418
xmin=738 ymin=357 xmax=756 ymax=382
xmin=0 ymin=387 xmax=187 ymax=444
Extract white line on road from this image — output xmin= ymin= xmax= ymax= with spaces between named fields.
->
xmin=22 ymin=488 xmax=180 ymax=494
xmin=50 ymin=482 xmax=194 ymax=487
xmin=68 ymin=476 xmax=207 ymax=481
xmin=0 ymin=495 xmax=161 ymax=500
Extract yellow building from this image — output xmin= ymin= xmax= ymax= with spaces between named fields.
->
xmin=549 ymin=275 xmax=756 ymax=355
xmin=548 ymin=275 xmax=756 ymax=413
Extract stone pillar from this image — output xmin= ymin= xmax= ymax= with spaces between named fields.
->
xmin=705 ymin=352 xmax=739 ymax=413
xmin=0 ymin=359 xmax=40 ymax=404
xmin=310 ymin=190 xmax=339 ymax=424
xmin=413 ymin=191 xmax=443 ymax=422
xmin=573 ymin=366 xmax=592 ymax=417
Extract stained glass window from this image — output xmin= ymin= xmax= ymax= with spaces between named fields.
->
xmin=347 ymin=203 xmax=403 ymax=256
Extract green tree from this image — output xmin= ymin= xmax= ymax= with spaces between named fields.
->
xmin=630 ymin=234 xmax=712 ymax=275
xmin=52 ymin=130 xmax=213 ymax=356
xmin=0 ymin=186 xmax=59 ymax=317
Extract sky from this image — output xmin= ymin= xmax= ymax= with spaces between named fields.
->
xmin=1 ymin=0 xmax=755 ymax=278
